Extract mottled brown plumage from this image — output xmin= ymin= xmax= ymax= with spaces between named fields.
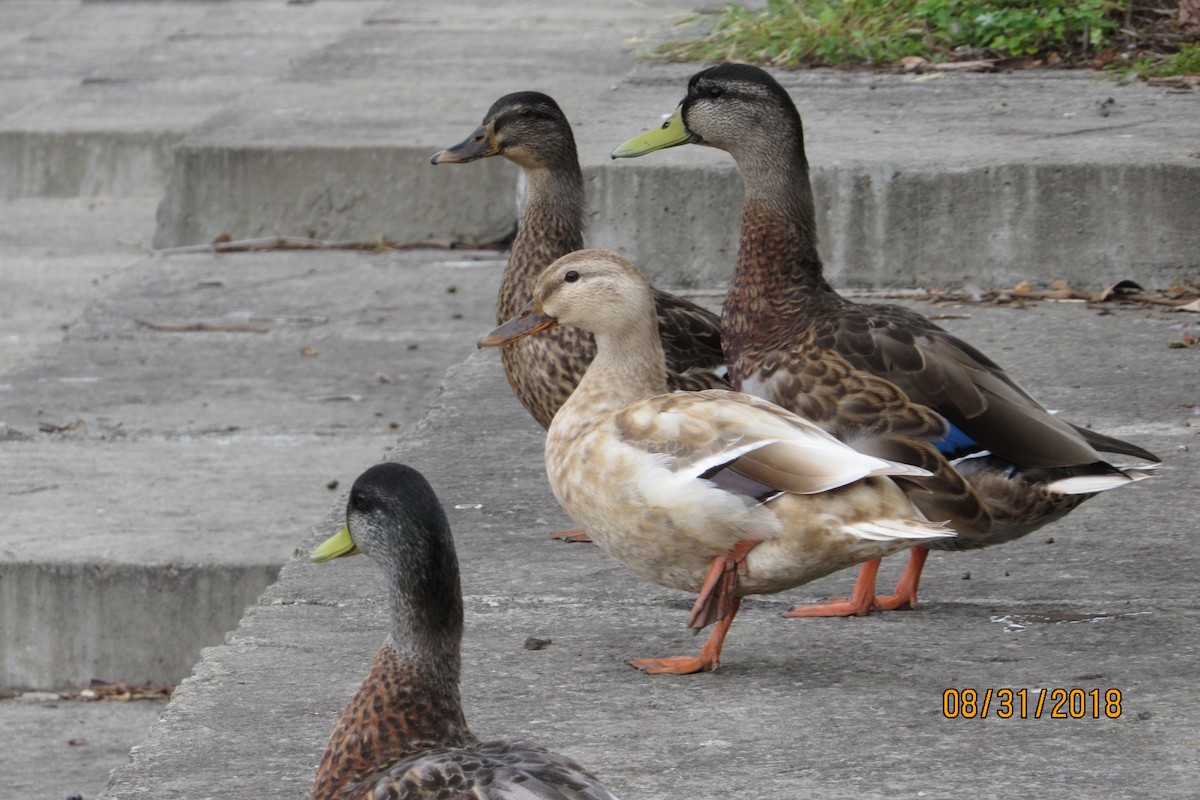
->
xmin=615 ymin=63 xmax=1157 ymax=614
xmin=308 ymin=463 xmax=619 ymax=799
xmin=433 ymin=91 xmax=726 ymax=429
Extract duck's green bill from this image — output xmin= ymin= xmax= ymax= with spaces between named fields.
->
xmin=477 ymin=300 xmax=558 ymax=348
xmin=611 ymin=105 xmax=691 ymax=159
xmin=311 ymin=525 xmax=360 ymax=562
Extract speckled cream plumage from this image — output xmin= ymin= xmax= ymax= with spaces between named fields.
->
xmin=308 ymin=463 xmax=620 ymax=799
xmin=480 ymin=250 xmax=953 ymax=674
xmin=613 ymin=63 xmax=1158 ymax=615
xmin=432 ymin=92 xmax=726 ymax=430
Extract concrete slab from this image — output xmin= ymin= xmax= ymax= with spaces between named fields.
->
xmin=149 ymin=0 xmax=694 ymax=248
xmin=0 ymin=197 xmax=158 ymax=371
xmin=0 ymin=695 xmax=164 ymax=800
xmin=100 ymin=305 xmax=1198 ymax=798
xmin=152 ymin=61 xmax=1200 ymax=288
xmin=0 ymin=0 xmax=384 ymax=199
xmin=0 ymin=243 xmax=517 ymax=688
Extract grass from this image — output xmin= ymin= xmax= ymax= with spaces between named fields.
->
xmin=1123 ymin=41 xmax=1200 ymax=77
xmin=655 ymin=0 xmax=1200 ymax=75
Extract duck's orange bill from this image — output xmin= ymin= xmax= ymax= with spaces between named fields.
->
xmin=477 ymin=300 xmax=558 ymax=347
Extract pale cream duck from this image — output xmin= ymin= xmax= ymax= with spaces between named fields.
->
xmin=480 ymin=249 xmax=954 ymax=674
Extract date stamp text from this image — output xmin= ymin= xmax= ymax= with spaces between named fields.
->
xmin=942 ymin=688 xmax=1122 ymax=719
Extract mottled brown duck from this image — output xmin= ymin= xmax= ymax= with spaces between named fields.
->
xmin=480 ymin=250 xmax=953 ymax=674
xmin=432 ymin=92 xmax=727 ymax=431
xmin=308 ymin=463 xmax=621 ymax=799
xmin=613 ymin=63 xmax=1158 ymax=616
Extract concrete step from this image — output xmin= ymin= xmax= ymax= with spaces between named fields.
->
xmin=0 ymin=0 xmax=384 ymax=199
xmin=2 ymin=694 xmax=163 ymax=800
xmin=0 ymin=227 xmax=515 ymax=689
xmin=101 ymin=331 xmax=1199 ymax=799
xmin=151 ymin=64 xmax=1200 ymax=289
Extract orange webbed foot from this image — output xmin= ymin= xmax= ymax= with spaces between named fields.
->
xmin=628 ymin=655 xmax=716 ymax=675
xmin=785 ymin=558 xmax=881 ymax=618
xmin=629 ymin=596 xmax=742 ymax=676
xmin=873 ymin=547 xmax=929 ymax=611
xmin=550 ymin=528 xmax=593 ymax=543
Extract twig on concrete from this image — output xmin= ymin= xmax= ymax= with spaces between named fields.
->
xmin=133 ymin=318 xmax=270 ymax=334
xmin=150 ymin=234 xmax=499 ymax=256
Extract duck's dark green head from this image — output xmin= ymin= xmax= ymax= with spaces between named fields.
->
xmin=431 ymin=91 xmax=577 ymax=170
xmin=612 ymin=62 xmax=804 ymax=162
xmin=313 ymin=462 xmax=461 ymax=614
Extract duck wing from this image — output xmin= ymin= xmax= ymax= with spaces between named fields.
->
xmin=651 ymin=287 xmax=729 ymax=389
xmin=614 ymin=390 xmax=931 ymax=499
xmin=827 ymin=302 xmax=1158 ymax=466
xmin=355 ymin=740 xmax=620 ymax=800
xmin=735 ymin=348 xmax=993 ymax=536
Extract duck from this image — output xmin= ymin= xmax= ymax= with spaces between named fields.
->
xmin=307 ymin=462 xmax=621 ymax=799
xmin=479 ymin=249 xmax=955 ymax=674
xmin=431 ymin=91 xmax=727 ymax=431
xmin=611 ymin=62 xmax=1159 ymax=616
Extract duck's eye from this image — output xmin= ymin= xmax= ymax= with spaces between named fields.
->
xmin=350 ymin=490 xmax=371 ymax=513
xmin=709 ymin=86 xmax=722 ymax=98
xmin=564 ymin=270 xmax=579 ymax=283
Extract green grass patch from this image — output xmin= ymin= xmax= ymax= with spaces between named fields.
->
xmin=655 ymin=0 xmax=1119 ymax=68
xmin=1122 ymin=42 xmax=1200 ymax=78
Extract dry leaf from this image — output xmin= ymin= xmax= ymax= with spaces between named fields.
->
xmin=299 ymin=346 xmax=317 ymax=357
xmin=1182 ymin=0 xmax=1200 ymax=28
xmin=1176 ymin=299 xmax=1200 ymax=313
xmin=1093 ymin=279 xmax=1145 ymax=303
xmin=38 ymin=419 xmax=85 ymax=433
xmin=901 ymin=56 xmax=929 ymax=72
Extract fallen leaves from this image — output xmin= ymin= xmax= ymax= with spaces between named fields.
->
xmin=906 ymin=277 xmax=1200 ymax=312
xmin=70 ymin=680 xmax=174 ymax=702
xmin=0 ymin=680 xmax=176 ymax=704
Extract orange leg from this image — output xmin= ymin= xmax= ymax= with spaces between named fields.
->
xmin=688 ymin=538 xmax=761 ymax=630
xmin=629 ymin=539 xmax=761 ymax=676
xmin=629 ymin=597 xmax=742 ymax=675
xmin=785 ymin=558 xmax=881 ymax=618
xmin=550 ymin=528 xmax=592 ymax=544
xmin=874 ymin=547 xmax=929 ymax=611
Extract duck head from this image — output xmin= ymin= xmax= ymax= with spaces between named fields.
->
xmin=431 ymin=91 xmax=577 ymax=170
xmin=478 ymin=249 xmax=655 ymax=347
xmin=611 ymin=62 xmax=805 ymax=161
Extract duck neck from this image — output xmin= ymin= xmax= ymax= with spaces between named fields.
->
xmin=310 ymin=643 xmax=472 ymax=800
xmin=723 ymin=136 xmax=840 ymax=358
xmin=501 ymin=163 xmax=586 ymax=321
xmin=309 ymin=544 xmax=470 ymax=800
xmin=560 ymin=314 xmax=667 ymax=423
